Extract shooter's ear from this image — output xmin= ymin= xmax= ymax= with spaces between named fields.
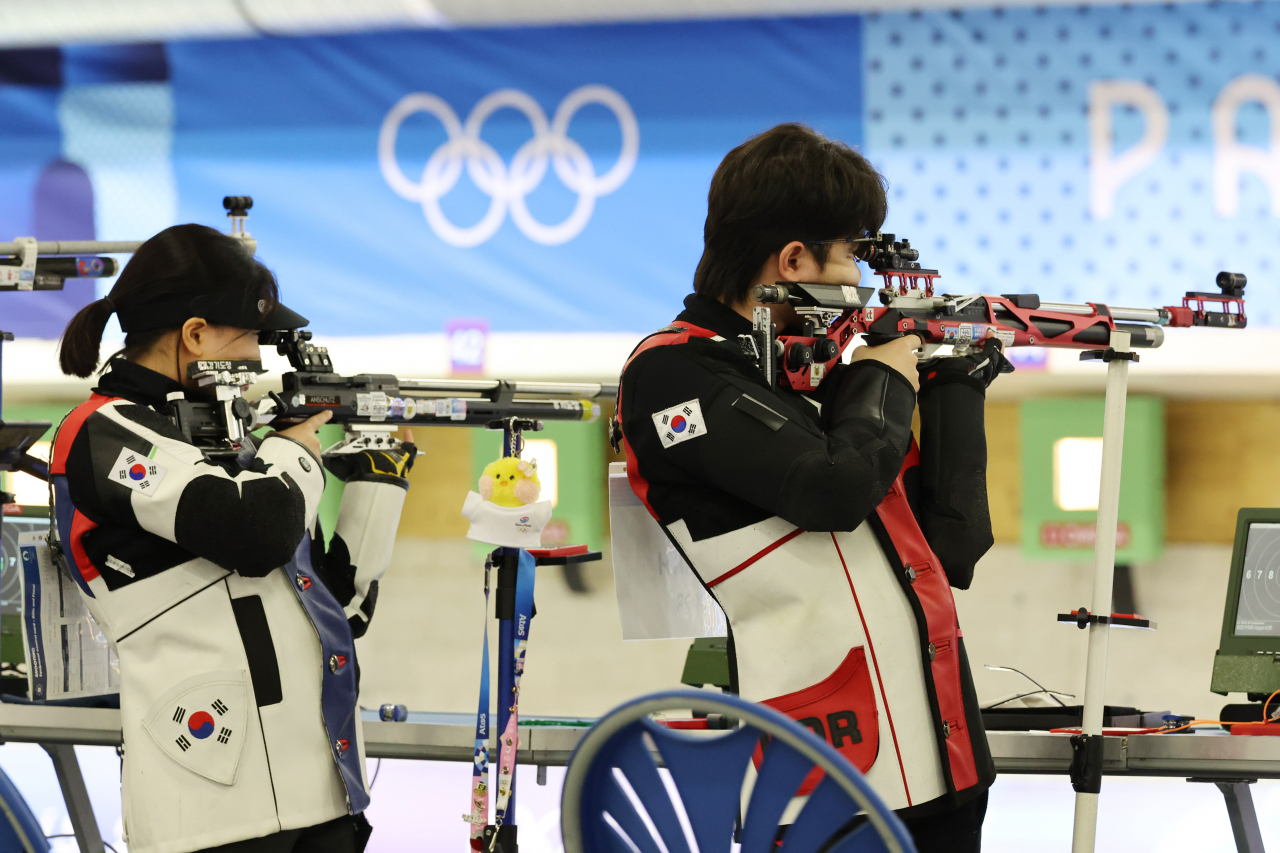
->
xmin=775 ymin=241 xmax=811 ymax=281
xmin=180 ymin=317 xmax=212 ymax=357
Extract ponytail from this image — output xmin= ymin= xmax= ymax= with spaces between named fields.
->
xmin=58 ymin=297 xmax=116 ymax=378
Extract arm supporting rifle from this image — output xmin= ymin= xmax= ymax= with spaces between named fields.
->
xmin=914 ymin=350 xmax=997 ymax=589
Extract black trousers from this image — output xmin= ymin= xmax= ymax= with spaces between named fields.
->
xmin=194 ymin=814 xmax=372 ymax=853
xmin=899 ymin=790 xmax=988 ymax=853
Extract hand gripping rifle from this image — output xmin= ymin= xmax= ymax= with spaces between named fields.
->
xmin=744 ymin=231 xmax=1247 ymax=390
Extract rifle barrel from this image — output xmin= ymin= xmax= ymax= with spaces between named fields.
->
xmin=0 ymin=240 xmax=145 ymax=256
xmin=396 ymin=379 xmax=618 ymax=398
xmin=1037 ymin=301 xmax=1166 ymax=324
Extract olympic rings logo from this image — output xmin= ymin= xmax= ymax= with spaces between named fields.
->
xmin=378 ymin=85 xmax=639 ymax=248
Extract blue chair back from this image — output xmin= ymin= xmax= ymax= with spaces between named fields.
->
xmin=561 ymin=689 xmax=917 ymax=853
xmin=0 ymin=764 xmax=50 ymax=852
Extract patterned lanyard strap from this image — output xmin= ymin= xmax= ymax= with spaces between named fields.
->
xmin=490 ymin=549 xmax=536 ymax=841
xmin=463 ymin=557 xmax=493 ymax=849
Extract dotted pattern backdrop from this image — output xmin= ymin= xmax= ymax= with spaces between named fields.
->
xmin=864 ymin=0 xmax=1280 ymax=325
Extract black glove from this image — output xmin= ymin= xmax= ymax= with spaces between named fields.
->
xmin=323 ymin=442 xmax=417 ymax=483
xmin=917 ymin=337 xmax=1014 ymax=393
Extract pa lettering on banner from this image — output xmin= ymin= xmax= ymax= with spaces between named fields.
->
xmin=1090 ymin=74 xmax=1280 ymax=219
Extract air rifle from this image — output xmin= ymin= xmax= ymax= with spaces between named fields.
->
xmin=744 ymin=231 xmax=1247 ymax=391
xmin=169 ymin=333 xmax=617 ymax=460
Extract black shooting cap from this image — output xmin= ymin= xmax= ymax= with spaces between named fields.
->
xmin=116 ymin=283 xmax=309 ymax=334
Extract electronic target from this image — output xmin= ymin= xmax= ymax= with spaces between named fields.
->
xmin=1 ymin=518 xmax=49 ymax=618
xmin=1234 ymin=522 xmax=1280 ymax=637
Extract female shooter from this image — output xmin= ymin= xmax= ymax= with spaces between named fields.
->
xmin=52 ymin=224 xmax=413 ymax=853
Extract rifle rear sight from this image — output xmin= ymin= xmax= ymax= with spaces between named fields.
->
xmin=865 ymin=232 xmax=923 ymax=272
xmin=259 ymin=329 xmax=334 ymax=373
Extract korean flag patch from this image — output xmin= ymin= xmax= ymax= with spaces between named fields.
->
xmin=110 ymin=447 xmax=167 ymax=497
xmin=143 ymin=670 xmax=247 ymax=786
xmin=652 ymin=400 xmax=708 ymax=448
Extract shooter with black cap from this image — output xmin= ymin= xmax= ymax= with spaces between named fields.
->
xmin=52 ymin=223 xmax=412 ymax=853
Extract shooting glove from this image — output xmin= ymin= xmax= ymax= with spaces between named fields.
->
xmin=323 ymin=442 xmax=418 ymax=484
xmin=917 ymin=337 xmax=1014 ymax=394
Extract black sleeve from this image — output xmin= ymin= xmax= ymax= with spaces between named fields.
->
xmin=622 ymin=344 xmax=916 ymax=534
xmin=914 ymin=378 xmax=994 ymax=589
xmin=77 ymin=404 xmax=326 ymax=578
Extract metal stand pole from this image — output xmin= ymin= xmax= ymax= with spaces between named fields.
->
xmin=1215 ymin=781 xmax=1266 ymax=853
xmin=41 ymin=744 xmax=105 ymax=853
xmin=1071 ymin=329 xmax=1132 ymax=853
xmin=1187 ymin=779 xmax=1268 ymax=853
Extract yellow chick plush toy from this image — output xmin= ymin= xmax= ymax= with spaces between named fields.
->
xmin=478 ymin=457 xmax=541 ymax=507
xmin=462 ymin=456 xmax=551 ymax=548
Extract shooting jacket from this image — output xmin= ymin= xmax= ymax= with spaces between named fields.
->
xmin=49 ymin=360 xmax=408 ymax=853
xmin=618 ymin=294 xmax=996 ymax=818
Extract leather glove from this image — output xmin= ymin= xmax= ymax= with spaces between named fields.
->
xmin=324 ymin=442 xmax=417 ymax=483
xmin=918 ymin=337 xmax=1014 ymax=393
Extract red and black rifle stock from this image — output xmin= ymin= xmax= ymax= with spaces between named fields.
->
xmin=747 ymin=232 xmax=1247 ymax=392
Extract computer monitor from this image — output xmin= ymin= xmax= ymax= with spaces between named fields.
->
xmin=1210 ymin=508 xmax=1280 ymax=696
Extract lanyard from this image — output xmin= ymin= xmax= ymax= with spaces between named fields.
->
xmin=464 ymin=556 xmax=493 ymax=849
xmin=492 ymin=548 xmax=536 ymax=832
xmin=464 ymin=547 xmax=536 ymax=850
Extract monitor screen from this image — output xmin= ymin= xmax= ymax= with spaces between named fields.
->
xmin=1234 ymin=522 xmax=1280 ymax=638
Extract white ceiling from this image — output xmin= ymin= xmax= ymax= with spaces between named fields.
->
xmin=0 ymin=0 xmax=1236 ymax=48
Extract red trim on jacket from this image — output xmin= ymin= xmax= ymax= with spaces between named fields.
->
xmin=706 ymin=527 xmax=803 ymax=588
xmin=618 ymin=322 xmax=720 ymax=521
xmin=52 ymin=394 xmax=121 ymax=585
xmin=874 ymin=442 xmax=981 ymax=792
xmin=69 ymin=510 xmax=100 ymax=582
xmin=51 ymin=394 xmax=116 ymax=475
xmin=830 ymin=532 xmax=912 ymax=805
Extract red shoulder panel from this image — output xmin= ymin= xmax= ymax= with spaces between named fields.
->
xmin=619 ymin=322 xmax=720 ymax=521
xmin=51 ymin=394 xmax=118 ymax=476
xmin=621 ymin=322 xmax=720 ymax=375
xmin=69 ymin=509 xmax=101 ymax=582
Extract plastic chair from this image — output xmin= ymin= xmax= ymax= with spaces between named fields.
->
xmin=561 ymin=689 xmax=917 ymax=853
xmin=0 ymin=764 xmax=50 ymax=852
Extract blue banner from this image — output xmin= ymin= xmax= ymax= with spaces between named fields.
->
xmin=0 ymin=3 xmax=1275 ymax=339
xmin=166 ymin=18 xmax=864 ymax=335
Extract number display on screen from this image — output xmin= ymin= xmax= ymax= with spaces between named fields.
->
xmin=1235 ymin=523 xmax=1280 ymax=637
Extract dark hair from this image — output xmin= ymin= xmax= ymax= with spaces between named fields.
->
xmin=59 ymin=224 xmax=278 ymax=378
xmin=693 ymin=123 xmax=888 ymax=306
